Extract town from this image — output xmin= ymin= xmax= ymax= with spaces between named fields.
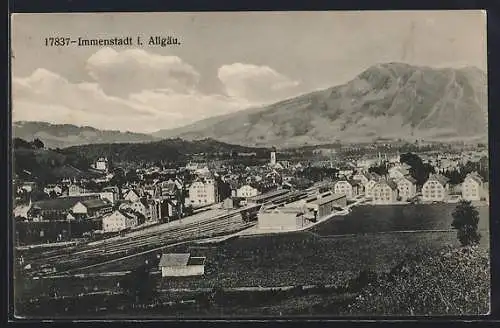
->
xmin=13 ymin=141 xmax=488 ymax=246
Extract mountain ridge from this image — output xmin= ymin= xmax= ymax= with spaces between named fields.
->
xmin=13 ymin=121 xmax=160 ymax=149
xmin=154 ymin=62 xmax=488 ymax=147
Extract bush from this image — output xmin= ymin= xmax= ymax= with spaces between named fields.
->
xmin=451 ymin=200 xmax=481 ymax=246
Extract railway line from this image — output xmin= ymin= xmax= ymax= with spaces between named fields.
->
xmin=23 ymin=204 xmax=261 ymax=276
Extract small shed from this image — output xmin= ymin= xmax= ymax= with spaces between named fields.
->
xmin=158 ymin=253 xmax=206 ymax=277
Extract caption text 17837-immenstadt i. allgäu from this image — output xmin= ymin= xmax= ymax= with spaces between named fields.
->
xmin=44 ymin=36 xmax=181 ymax=47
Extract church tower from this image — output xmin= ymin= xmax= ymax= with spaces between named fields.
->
xmin=270 ymin=147 xmax=277 ymax=166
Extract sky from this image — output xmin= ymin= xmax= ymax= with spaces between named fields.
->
xmin=10 ymin=11 xmax=487 ymax=133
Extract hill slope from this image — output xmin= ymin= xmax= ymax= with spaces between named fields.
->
xmin=60 ymin=138 xmax=269 ymax=164
xmin=13 ymin=137 xmax=268 ymax=184
xmin=344 ymin=245 xmax=490 ymax=315
xmin=13 ymin=121 xmax=159 ymax=149
xmin=155 ymin=63 xmax=487 ymax=147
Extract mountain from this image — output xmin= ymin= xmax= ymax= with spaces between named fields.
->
xmin=13 ymin=121 xmax=159 ymax=149
xmin=154 ymin=63 xmax=488 ymax=147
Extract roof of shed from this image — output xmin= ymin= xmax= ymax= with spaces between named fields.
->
xmin=159 ymin=253 xmax=190 ymax=267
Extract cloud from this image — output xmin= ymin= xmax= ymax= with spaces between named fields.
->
xmin=12 ymin=49 xmax=303 ymax=133
xmin=86 ymin=48 xmax=201 ymax=96
xmin=218 ymin=63 xmax=300 ymax=103
xmin=12 ymin=68 xmax=250 ymax=133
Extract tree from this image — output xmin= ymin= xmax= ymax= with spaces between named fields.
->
xmin=121 ymin=263 xmax=156 ymax=303
xmin=400 ymin=152 xmax=435 ymax=186
xmin=451 ymin=200 xmax=481 ymax=246
xmin=48 ymin=190 xmax=58 ymax=199
xmin=125 ymin=169 xmax=139 ymax=183
xmin=369 ymin=164 xmax=388 ymax=177
xmin=32 ymin=138 xmax=45 ymax=149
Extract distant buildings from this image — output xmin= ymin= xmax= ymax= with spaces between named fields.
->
xmin=462 ymin=172 xmax=483 ymax=201
xmin=422 ymin=174 xmax=450 ymax=202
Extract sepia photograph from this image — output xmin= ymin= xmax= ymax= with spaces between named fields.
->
xmin=10 ymin=10 xmax=489 ymax=318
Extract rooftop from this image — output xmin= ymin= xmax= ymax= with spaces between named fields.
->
xmin=312 ymin=193 xmax=347 ymax=206
xmin=158 ymin=253 xmax=191 ymax=267
xmin=81 ymin=198 xmax=111 ymax=209
xmin=32 ymin=195 xmax=98 ymax=211
xmin=248 ymin=189 xmax=289 ymax=202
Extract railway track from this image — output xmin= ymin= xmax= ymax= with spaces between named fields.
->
xmin=26 ymin=208 xmax=257 ymax=275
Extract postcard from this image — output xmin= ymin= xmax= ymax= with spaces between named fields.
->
xmin=10 ymin=11 xmax=489 ymax=319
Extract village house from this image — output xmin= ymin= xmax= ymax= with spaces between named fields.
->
xmin=265 ymin=170 xmax=282 ymax=184
xmin=388 ymin=164 xmax=410 ymax=181
xmin=71 ymin=198 xmax=113 ymax=219
xmin=188 ymin=176 xmax=219 ymax=206
xmin=228 ymin=181 xmax=240 ymax=198
xmin=258 ymin=206 xmax=309 ymax=231
xmin=119 ymin=198 xmax=151 ymax=220
xmin=422 ymin=173 xmax=450 ymax=202
xmin=152 ymin=179 xmax=186 ymax=220
xmin=462 ymin=172 xmax=484 ymax=201
xmin=396 ymin=175 xmax=418 ymax=201
xmin=149 ymin=199 xmax=162 ymax=222
xmin=371 ymin=179 xmax=399 ymax=204
xmin=43 ymin=184 xmax=63 ymax=197
xmin=333 ymin=180 xmax=354 ymax=200
xmin=350 ymin=180 xmax=364 ymax=197
xmin=337 ymin=168 xmax=354 ymax=179
xmin=158 ymin=253 xmax=206 ymax=277
xmin=102 ymin=186 xmax=120 ymax=200
xmin=92 ymin=157 xmax=109 ymax=173
xmin=352 ymin=170 xmax=371 ymax=186
xmin=68 ymin=183 xmax=87 ymax=197
xmin=28 ymin=195 xmax=100 ymax=221
xmin=123 ymin=189 xmax=141 ymax=202
xmin=363 ymin=173 xmax=382 ymax=199
xmin=102 ymin=210 xmax=138 ymax=233
xmin=303 ymin=193 xmax=348 ymax=220
xmin=236 ymin=184 xmax=260 ymax=198
xmin=20 ymin=181 xmax=37 ymax=193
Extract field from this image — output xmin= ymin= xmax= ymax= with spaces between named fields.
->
xmin=14 ymin=203 xmax=491 ymax=317
xmin=310 ymin=203 xmax=489 ymax=236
